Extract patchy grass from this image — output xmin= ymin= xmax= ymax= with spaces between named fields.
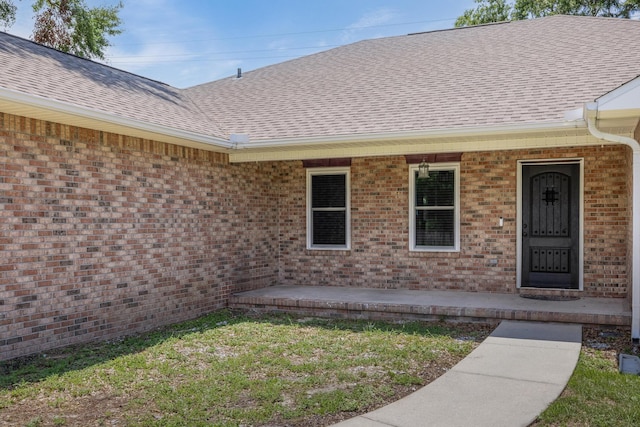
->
xmin=0 ymin=311 xmax=491 ymax=426
xmin=535 ymin=327 xmax=640 ymax=427
xmin=5 ymin=316 xmax=640 ymax=427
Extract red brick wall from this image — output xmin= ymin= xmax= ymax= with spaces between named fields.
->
xmin=0 ymin=113 xmax=278 ymax=361
xmin=1 ymin=110 xmax=633 ymax=361
xmin=276 ymin=146 xmax=630 ymax=297
xmin=581 ymin=146 xmax=630 ymax=297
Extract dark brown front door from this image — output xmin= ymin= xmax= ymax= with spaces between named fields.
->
xmin=521 ymin=163 xmax=580 ymax=289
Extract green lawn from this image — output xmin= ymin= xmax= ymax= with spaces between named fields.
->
xmin=0 ymin=311 xmax=488 ymax=426
xmin=536 ymin=347 xmax=640 ymax=426
xmin=3 ymin=312 xmax=639 ymax=427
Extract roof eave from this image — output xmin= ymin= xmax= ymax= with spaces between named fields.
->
xmin=0 ymin=87 xmax=235 ymax=152
xmin=235 ymin=120 xmax=587 ymax=149
xmin=228 ymin=119 xmax=592 ymax=163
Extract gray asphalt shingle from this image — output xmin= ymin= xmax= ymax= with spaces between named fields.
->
xmin=0 ymin=31 xmax=227 ymax=139
xmin=185 ymin=15 xmax=640 ymax=141
xmin=1 ymin=15 xmax=639 ymax=144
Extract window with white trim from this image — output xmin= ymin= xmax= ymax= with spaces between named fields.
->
xmin=307 ymin=168 xmax=350 ymax=250
xmin=409 ymin=163 xmax=460 ymax=252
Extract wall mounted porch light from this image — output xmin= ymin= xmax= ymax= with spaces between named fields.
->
xmin=418 ymin=159 xmax=430 ymax=179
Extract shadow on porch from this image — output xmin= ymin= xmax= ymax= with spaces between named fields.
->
xmin=229 ymin=285 xmax=631 ymax=327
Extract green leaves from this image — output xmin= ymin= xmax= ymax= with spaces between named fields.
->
xmin=513 ymin=0 xmax=640 ymax=18
xmin=0 ymin=0 xmax=17 ymax=29
xmin=455 ymin=0 xmax=640 ymax=27
xmin=455 ymin=0 xmax=513 ymax=27
xmin=32 ymin=0 xmax=123 ymax=59
xmin=0 ymin=1 xmax=122 ymax=59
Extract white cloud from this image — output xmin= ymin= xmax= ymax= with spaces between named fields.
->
xmin=341 ymin=8 xmax=397 ymax=43
xmin=101 ymin=1 xmax=227 ymax=87
xmin=268 ymin=38 xmax=295 ymax=51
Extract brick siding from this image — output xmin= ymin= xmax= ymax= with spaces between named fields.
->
xmin=277 ymin=146 xmax=630 ymax=298
xmin=0 ymin=113 xmax=278 ymax=361
xmin=0 ymin=110 xmax=633 ymax=361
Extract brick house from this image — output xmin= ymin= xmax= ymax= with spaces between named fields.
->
xmin=2 ymin=15 xmax=640 ymax=360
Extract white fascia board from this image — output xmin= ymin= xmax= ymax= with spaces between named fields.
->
xmin=0 ymin=87 xmax=235 ymax=150
xmin=229 ymin=132 xmax=603 ymax=163
xmin=228 ymin=120 xmax=588 ymax=162
xmin=233 ymin=120 xmax=586 ymax=151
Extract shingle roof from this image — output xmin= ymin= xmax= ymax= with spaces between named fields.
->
xmin=1 ymin=15 xmax=639 ymax=145
xmin=0 ymin=31 xmax=227 ymax=139
xmin=184 ymin=15 xmax=640 ymax=142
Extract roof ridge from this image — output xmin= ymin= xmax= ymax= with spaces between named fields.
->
xmin=408 ymin=14 xmax=640 ymax=38
xmin=408 ymin=20 xmax=510 ymax=36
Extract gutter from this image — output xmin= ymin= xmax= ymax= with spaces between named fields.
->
xmin=0 ymin=87 xmax=235 ymax=150
xmin=585 ymin=102 xmax=640 ymax=341
xmin=232 ymin=120 xmax=586 ymax=150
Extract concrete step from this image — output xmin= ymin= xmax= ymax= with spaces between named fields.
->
xmin=230 ymin=285 xmax=631 ymax=326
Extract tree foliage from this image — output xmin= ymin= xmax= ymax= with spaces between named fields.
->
xmin=455 ymin=0 xmax=640 ymax=26
xmin=0 ymin=0 xmax=122 ymax=59
xmin=455 ymin=0 xmax=513 ymax=27
xmin=0 ymin=0 xmax=17 ymax=29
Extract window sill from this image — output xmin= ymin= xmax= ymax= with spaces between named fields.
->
xmin=408 ymin=248 xmax=461 ymax=258
xmin=410 ymin=247 xmax=459 ymax=253
xmin=305 ymin=247 xmax=351 ymax=256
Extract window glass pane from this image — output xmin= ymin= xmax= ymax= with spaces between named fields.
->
xmin=415 ymin=210 xmax=454 ymax=247
xmin=415 ymin=170 xmax=454 ymax=207
xmin=312 ymin=175 xmax=346 ymax=208
xmin=313 ymin=211 xmax=346 ymax=245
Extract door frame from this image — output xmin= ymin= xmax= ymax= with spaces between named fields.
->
xmin=516 ymin=158 xmax=584 ymax=290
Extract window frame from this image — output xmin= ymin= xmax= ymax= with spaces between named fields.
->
xmin=409 ymin=162 xmax=460 ymax=252
xmin=306 ymin=167 xmax=351 ymax=250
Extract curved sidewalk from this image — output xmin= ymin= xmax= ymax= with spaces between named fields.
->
xmin=333 ymin=321 xmax=582 ymax=427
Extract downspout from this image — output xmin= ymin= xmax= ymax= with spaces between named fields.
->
xmin=585 ymin=102 xmax=640 ymax=341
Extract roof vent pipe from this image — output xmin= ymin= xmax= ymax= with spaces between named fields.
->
xmin=237 ymin=68 xmax=242 ymax=79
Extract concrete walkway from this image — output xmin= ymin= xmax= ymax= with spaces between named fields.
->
xmin=332 ymin=321 xmax=582 ymax=427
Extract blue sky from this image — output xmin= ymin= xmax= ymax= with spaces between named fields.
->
xmin=7 ymin=0 xmax=476 ymax=88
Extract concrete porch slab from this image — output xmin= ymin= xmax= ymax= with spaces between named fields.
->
xmin=230 ymin=285 xmax=631 ymax=326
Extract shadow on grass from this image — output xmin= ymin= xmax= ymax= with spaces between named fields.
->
xmin=0 ymin=309 xmax=491 ymax=391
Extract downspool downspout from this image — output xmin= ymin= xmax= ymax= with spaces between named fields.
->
xmin=585 ymin=102 xmax=640 ymax=341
